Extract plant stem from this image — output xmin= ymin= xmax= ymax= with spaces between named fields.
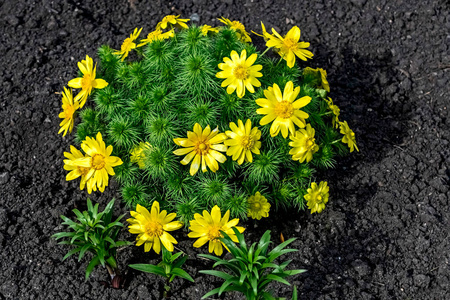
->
xmin=259 ymin=47 xmax=271 ymax=58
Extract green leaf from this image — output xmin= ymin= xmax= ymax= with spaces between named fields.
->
xmin=268 ymin=248 xmax=298 ymax=262
xmin=255 ymin=230 xmax=272 ymax=257
xmin=219 ymin=277 xmax=240 ymax=295
xmin=291 ymin=285 xmax=298 ymax=300
xmin=129 ymin=264 xmax=167 ymax=277
xmin=283 ymin=269 xmax=307 ymax=276
xmin=62 ymin=247 xmax=81 ymax=261
xmin=265 ymin=274 xmax=291 ymax=286
xmin=51 ymin=231 xmax=75 ymax=240
xmin=78 ymin=244 xmax=92 ymax=261
xmin=85 ymin=256 xmax=100 ymax=281
xmin=199 ymin=270 xmax=233 ymax=281
xmin=171 ymin=268 xmax=194 ymax=282
xmin=72 ymin=209 xmax=85 ymax=222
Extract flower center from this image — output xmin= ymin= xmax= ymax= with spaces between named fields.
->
xmin=274 ymin=101 xmax=294 ymax=118
xmin=306 ymin=137 xmax=316 ymax=150
xmin=121 ymin=38 xmax=134 ymax=51
xmin=351 ymin=132 xmax=355 ymax=137
xmin=317 ymin=195 xmax=323 ymax=203
xmin=240 ymin=135 xmax=255 ymax=150
xmin=92 ymin=154 xmax=105 ymax=170
xmin=251 ymin=202 xmax=261 ymax=210
xmin=65 ymin=105 xmax=75 ymax=118
xmin=81 ymin=74 xmax=94 ymax=91
xmin=145 ymin=221 xmax=163 ymax=237
xmin=233 ymin=65 xmax=248 ymax=80
xmin=77 ymin=166 xmax=90 ymax=176
xmin=284 ymin=38 xmax=298 ymax=51
xmin=207 ymin=226 xmax=222 ymax=240
xmin=195 ymin=141 xmax=210 ymax=155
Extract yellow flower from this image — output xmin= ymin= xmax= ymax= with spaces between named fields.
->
xmin=247 ymin=192 xmax=270 ymax=220
xmin=127 ymin=202 xmax=183 ymax=254
xmin=188 ymin=205 xmax=245 ymax=256
xmin=156 ymin=15 xmax=190 ymax=30
xmin=114 ymin=27 xmax=143 ymax=61
xmin=256 ymin=81 xmax=311 ymax=138
xmin=66 ymin=132 xmax=123 ymax=193
xmin=58 ymin=87 xmax=79 ymax=137
xmin=339 ymin=121 xmax=359 ymax=152
xmin=173 ymin=124 xmax=228 ymax=176
xmin=304 ymin=181 xmax=329 ymax=214
xmin=68 ymin=55 xmax=108 ymax=108
xmin=266 ymin=26 xmax=313 ymax=68
xmin=130 ymin=142 xmax=151 ymax=169
xmin=216 ymin=49 xmax=263 ymax=98
xmin=251 ymin=21 xmax=273 ymax=41
xmin=326 ymin=97 xmax=340 ymax=128
xmin=303 ymin=67 xmax=330 ymax=92
xmin=224 ymin=119 xmax=261 ymax=164
xmin=201 ymin=24 xmax=219 ymax=36
xmin=63 ymin=145 xmax=94 ymax=192
xmin=289 ymin=124 xmax=319 ymax=163
xmin=138 ymin=29 xmax=174 ymax=47
xmin=218 ymin=17 xmax=252 ymax=43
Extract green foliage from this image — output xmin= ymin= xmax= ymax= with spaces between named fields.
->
xmin=52 ymin=199 xmax=129 ymax=280
xmin=72 ymin=23 xmax=354 ymax=217
xmin=130 ymin=246 xmax=194 ymax=297
xmin=199 ymin=228 xmax=306 ymax=300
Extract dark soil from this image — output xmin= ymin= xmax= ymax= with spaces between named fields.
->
xmin=0 ymin=0 xmax=449 ymax=299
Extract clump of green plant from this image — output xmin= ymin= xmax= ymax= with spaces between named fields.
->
xmin=52 ymin=198 xmax=128 ymax=286
xmin=58 ymin=15 xmax=360 ymax=222
xmin=130 ymin=246 xmax=194 ymax=298
xmin=199 ymin=228 xmax=305 ymax=299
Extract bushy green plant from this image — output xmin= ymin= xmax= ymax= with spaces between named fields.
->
xmin=130 ymin=246 xmax=194 ymax=297
xmin=60 ymin=17 xmax=359 ymax=221
xmin=199 ymin=228 xmax=305 ymax=299
xmin=52 ymin=199 xmax=128 ymax=282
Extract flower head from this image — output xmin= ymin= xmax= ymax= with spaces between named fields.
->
xmin=66 ymin=132 xmax=123 ymax=193
xmin=218 ymin=17 xmax=252 ymax=43
xmin=127 ymin=202 xmax=183 ymax=254
xmin=252 ymin=21 xmax=273 ymax=41
xmin=114 ymin=27 xmax=143 ymax=61
xmin=68 ymin=55 xmax=108 ymax=108
xmin=63 ymin=145 xmax=93 ymax=192
xmin=224 ymin=119 xmax=261 ymax=164
xmin=216 ymin=49 xmax=262 ymax=98
xmin=289 ymin=124 xmax=319 ymax=163
xmin=304 ymin=181 xmax=329 ymax=214
xmin=156 ymin=15 xmax=190 ymax=30
xmin=130 ymin=142 xmax=151 ymax=169
xmin=138 ymin=29 xmax=174 ymax=47
xmin=201 ymin=24 xmax=219 ymax=36
xmin=256 ymin=81 xmax=311 ymax=138
xmin=247 ymin=192 xmax=270 ymax=220
xmin=266 ymin=26 xmax=313 ymax=68
xmin=58 ymin=87 xmax=79 ymax=137
xmin=188 ymin=205 xmax=245 ymax=256
xmin=326 ymin=97 xmax=340 ymax=128
xmin=339 ymin=121 xmax=359 ymax=152
xmin=173 ymin=124 xmax=228 ymax=176
xmin=303 ymin=67 xmax=329 ymax=92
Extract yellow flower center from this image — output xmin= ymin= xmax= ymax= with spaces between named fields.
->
xmin=317 ymin=195 xmax=323 ymax=203
xmin=351 ymin=132 xmax=355 ymax=137
xmin=240 ymin=135 xmax=255 ymax=150
xmin=77 ymin=166 xmax=90 ymax=176
xmin=121 ymin=37 xmax=134 ymax=52
xmin=233 ymin=64 xmax=248 ymax=80
xmin=274 ymin=101 xmax=294 ymax=118
xmin=145 ymin=221 xmax=163 ymax=237
xmin=207 ymin=226 xmax=222 ymax=240
xmin=251 ymin=202 xmax=261 ymax=210
xmin=64 ymin=105 xmax=75 ymax=118
xmin=195 ymin=141 xmax=210 ymax=155
xmin=306 ymin=137 xmax=316 ymax=150
xmin=284 ymin=38 xmax=298 ymax=51
xmin=92 ymin=154 xmax=105 ymax=170
xmin=81 ymin=74 xmax=94 ymax=91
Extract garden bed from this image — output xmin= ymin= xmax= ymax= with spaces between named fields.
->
xmin=0 ymin=0 xmax=449 ymax=299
